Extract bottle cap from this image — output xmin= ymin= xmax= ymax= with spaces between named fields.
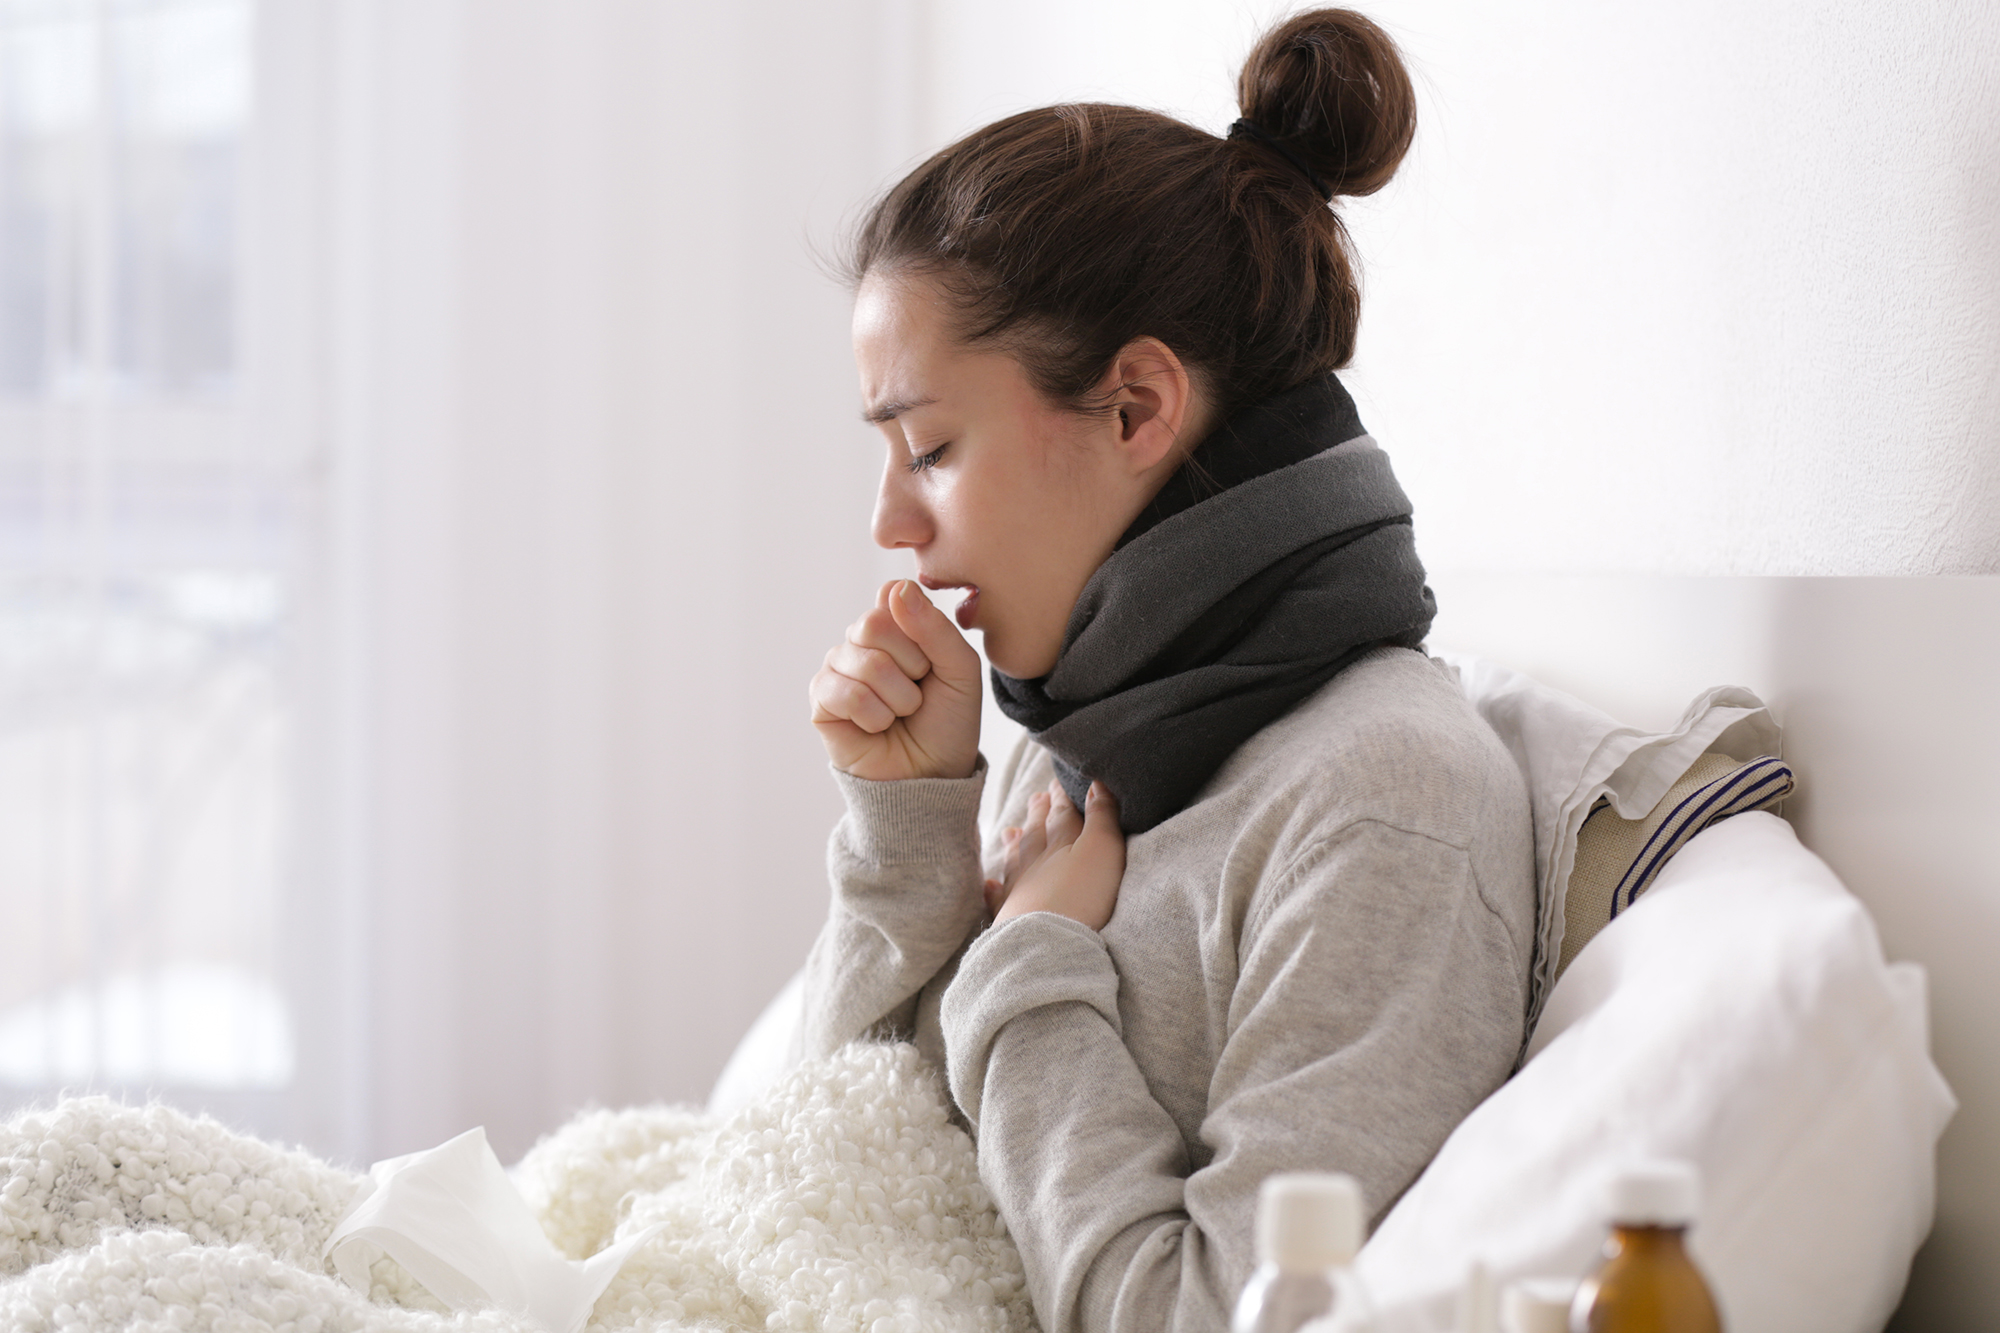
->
xmin=1607 ymin=1160 xmax=1700 ymax=1227
xmin=1500 ymin=1278 xmax=1578 ymax=1333
xmin=1256 ymin=1172 xmax=1364 ymax=1272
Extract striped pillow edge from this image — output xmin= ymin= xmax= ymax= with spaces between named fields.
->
xmin=1608 ymin=756 xmax=1796 ymax=918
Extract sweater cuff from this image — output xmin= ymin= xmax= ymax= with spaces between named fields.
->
xmin=830 ymin=754 xmax=988 ymax=867
xmin=940 ymin=911 xmax=1121 ymax=1123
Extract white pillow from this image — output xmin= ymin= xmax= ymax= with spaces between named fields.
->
xmin=1355 ymin=813 xmax=1955 ymax=1333
xmin=705 ymin=967 xmax=805 ymax=1117
xmin=1433 ymin=652 xmax=1782 ymax=1031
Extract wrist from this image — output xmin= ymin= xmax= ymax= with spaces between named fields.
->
xmin=992 ymin=896 xmax=1086 ymax=928
xmin=831 ymin=756 xmax=988 ymax=865
xmin=829 ymin=735 xmax=979 ymax=783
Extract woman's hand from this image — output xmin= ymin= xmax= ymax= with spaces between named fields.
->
xmin=985 ymin=780 xmax=1126 ymax=931
xmin=811 ymin=579 xmax=984 ymax=781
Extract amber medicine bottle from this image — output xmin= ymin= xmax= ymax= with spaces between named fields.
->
xmin=1574 ymin=1162 xmax=1722 ymax=1333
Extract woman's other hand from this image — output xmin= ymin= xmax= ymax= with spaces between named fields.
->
xmin=988 ymin=780 xmax=1125 ymax=931
xmin=811 ymin=579 xmax=983 ymax=781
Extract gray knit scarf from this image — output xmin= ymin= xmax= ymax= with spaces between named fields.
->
xmin=990 ymin=373 xmax=1435 ymax=834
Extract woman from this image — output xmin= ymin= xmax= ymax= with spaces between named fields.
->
xmin=804 ymin=10 xmax=1534 ymax=1332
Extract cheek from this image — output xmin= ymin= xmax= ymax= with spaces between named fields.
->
xmin=932 ymin=420 xmax=1101 ymax=575
xmin=983 ymin=425 xmax=1095 ymax=527
xmin=934 ymin=452 xmax=1034 ymax=549
xmin=967 ymin=471 xmax=1068 ymax=573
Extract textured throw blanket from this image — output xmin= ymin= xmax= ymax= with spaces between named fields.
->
xmin=990 ymin=373 xmax=1435 ymax=834
xmin=0 ymin=1044 xmax=1035 ymax=1333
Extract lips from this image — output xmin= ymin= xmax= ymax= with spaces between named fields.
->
xmin=919 ymin=576 xmax=981 ymax=630
xmin=952 ymin=587 xmax=980 ymax=630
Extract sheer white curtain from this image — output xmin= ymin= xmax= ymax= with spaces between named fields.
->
xmin=266 ymin=0 xmax=915 ymax=1164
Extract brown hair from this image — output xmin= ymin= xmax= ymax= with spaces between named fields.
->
xmin=845 ymin=8 xmax=1416 ymax=423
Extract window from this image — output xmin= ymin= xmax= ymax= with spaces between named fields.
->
xmin=0 ymin=0 xmax=295 ymax=1103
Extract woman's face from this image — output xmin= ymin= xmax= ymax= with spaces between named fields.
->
xmin=853 ymin=272 xmax=1185 ymax=679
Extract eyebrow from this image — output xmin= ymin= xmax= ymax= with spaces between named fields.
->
xmin=860 ymin=395 xmax=938 ymax=425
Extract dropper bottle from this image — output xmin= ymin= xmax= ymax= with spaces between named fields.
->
xmin=1573 ymin=1161 xmax=1723 ymax=1332
xmin=1232 ymin=1172 xmax=1366 ymax=1333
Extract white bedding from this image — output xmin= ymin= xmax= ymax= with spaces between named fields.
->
xmin=1 ymin=1043 xmax=1033 ymax=1333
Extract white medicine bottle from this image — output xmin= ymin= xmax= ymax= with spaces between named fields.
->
xmin=1232 ymin=1172 xmax=1367 ymax=1333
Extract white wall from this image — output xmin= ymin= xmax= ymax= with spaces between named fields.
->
xmin=926 ymin=0 xmax=2000 ymax=576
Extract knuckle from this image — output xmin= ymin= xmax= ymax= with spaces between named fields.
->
xmin=816 ymin=677 xmax=856 ymax=719
xmin=857 ymin=645 xmax=907 ymax=685
xmin=856 ymin=607 xmax=899 ymax=641
xmin=828 ymin=675 xmax=876 ymax=720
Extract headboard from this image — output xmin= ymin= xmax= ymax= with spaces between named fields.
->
xmin=1426 ymin=573 xmax=2000 ymax=1328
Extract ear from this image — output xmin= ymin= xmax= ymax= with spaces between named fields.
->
xmin=1096 ymin=338 xmax=1206 ymax=475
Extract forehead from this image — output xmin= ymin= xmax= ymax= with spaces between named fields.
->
xmin=853 ymin=270 xmax=949 ymax=340
xmin=854 ymin=270 xmax=1050 ymax=431
xmin=853 ymin=272 xmax=960 ymax=402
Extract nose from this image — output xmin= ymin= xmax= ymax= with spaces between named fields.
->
xmin=871 ymin=456 xmax=933 ymax=551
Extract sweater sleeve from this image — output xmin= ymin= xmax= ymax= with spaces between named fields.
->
xmin=938 ymin=818 xmax=1528 ymax=1333
xmin=800 ymin=759 xmax=990 ymax=1059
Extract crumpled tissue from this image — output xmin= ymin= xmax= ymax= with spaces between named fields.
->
xmin=323 ymin=1126 xmax=663 ymax=1333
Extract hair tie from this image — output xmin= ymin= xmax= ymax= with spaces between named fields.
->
xmin=1228 ymin=118 xmax=1334 ymax=203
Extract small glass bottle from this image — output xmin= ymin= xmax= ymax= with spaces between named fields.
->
xmin=1232 ymin=1172 xmax=1365 ymax=1333
xmin=1573 ymin=1162 xmax=1723 ymax=1333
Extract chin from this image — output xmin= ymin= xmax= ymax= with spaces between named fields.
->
xmin=983 ymin=644 xmax=1019 ymax=680
xmin=984 ymin=635 xmax=1057 ymax=682
xmin=980 ymin=631 xmax=1024 ymax=681
xmin=973 ymin=603 xmax=1061 ymax=680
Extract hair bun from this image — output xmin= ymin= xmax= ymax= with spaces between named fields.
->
xmin=1235 ymin=8 xmax=1416 ymax=199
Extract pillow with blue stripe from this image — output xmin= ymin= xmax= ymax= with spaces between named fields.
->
xmin=1556 ymin=753 xmax=1794 ymax=980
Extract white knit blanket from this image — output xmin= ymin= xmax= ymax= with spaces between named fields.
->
xmin=0 ymin=1043 xmax=1036 ymax=1333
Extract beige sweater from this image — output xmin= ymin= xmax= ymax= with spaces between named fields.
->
xmin=802 ymin=646 xmax=1535 ymax=1333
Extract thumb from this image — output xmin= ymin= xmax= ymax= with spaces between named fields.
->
xmin=889 ymin=580 xmax=983 ymax=692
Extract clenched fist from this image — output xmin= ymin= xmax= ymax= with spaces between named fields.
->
xmin=810 ymin=579 xmax=983 ymax=781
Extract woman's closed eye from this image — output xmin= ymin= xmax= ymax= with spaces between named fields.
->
xmin=907 ymin=442 xmax=949 ymax=473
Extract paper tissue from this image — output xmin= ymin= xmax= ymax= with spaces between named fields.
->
xmin=323 ymin=1127 xmax=662 ymax=1333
